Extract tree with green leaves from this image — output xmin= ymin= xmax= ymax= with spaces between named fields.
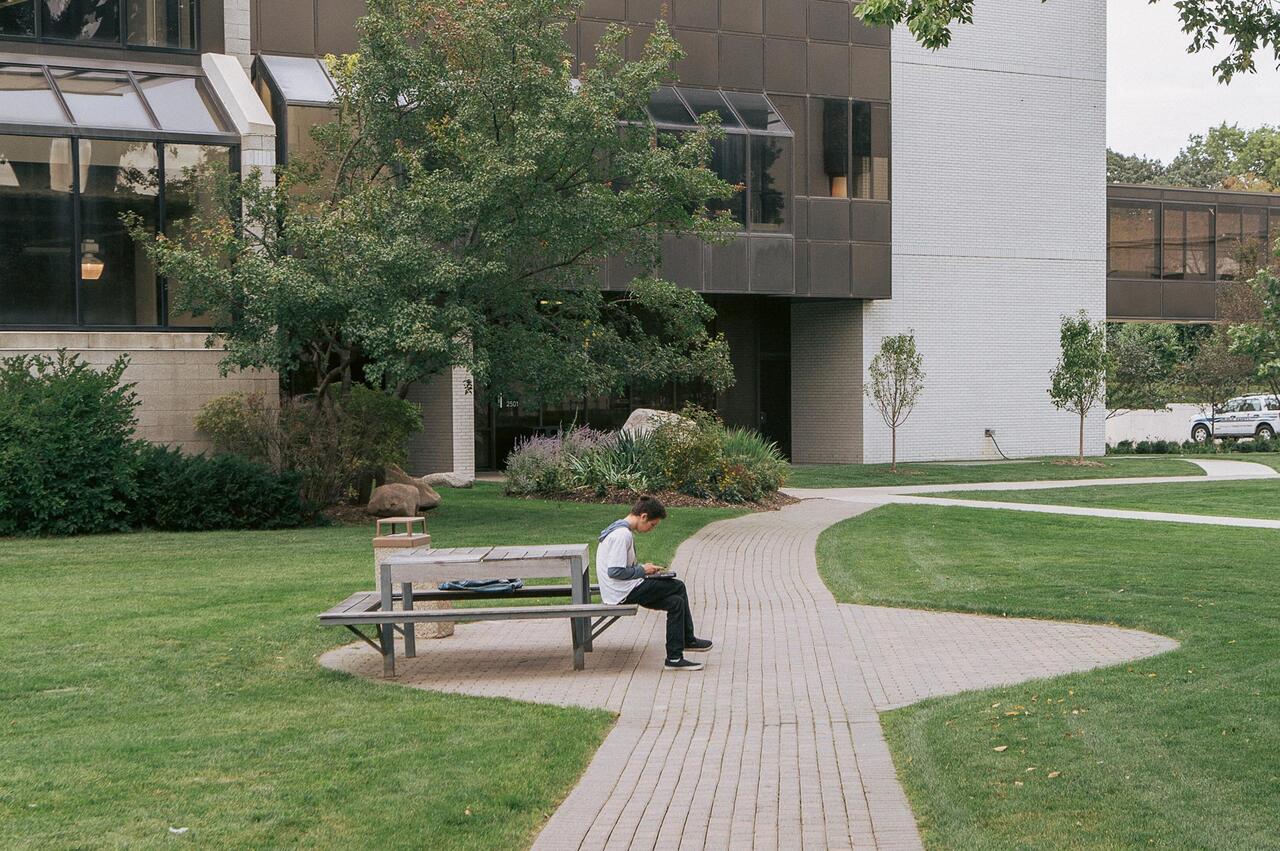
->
xmin=1107 ymin=149 xmax=1168 ymax=185
xmin=866 ymin=332 xmax=925 ymax=472
xmin=1184 ymin=324 xmax=1256 ymax=420
xmin=1049 ymin=312 xmax=1108 ymax=463
xmin=1229 ymin=265 xmax=1280 ymax=407
xmin=131 ymin=0 xmax=737 ymax=408
xmin=1106 ymin=322 xmax=1186 ymax=417
xmin=1165 ymin=123 xmax=1280 ymax=190
xmin=857 ymin=0 xmax=1280 ymax=82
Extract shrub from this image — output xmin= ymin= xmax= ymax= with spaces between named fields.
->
xmin=505 ymin=433 xmax=573 ymax=496
xmin=647 ymin=407 xmax=726 ymax=498
xmin=0 ymin=351 xmax=139 ymax=536
xmin=719 ymin=427 xmax=788 ymax=500
xmin=132 ymin=445 xmax=303 ymax=531
xmin=197 ymin=385 xmax=421 ymax=507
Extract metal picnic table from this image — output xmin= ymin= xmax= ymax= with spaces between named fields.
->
xmin=376 ymin=543 xmax=605 ymax=672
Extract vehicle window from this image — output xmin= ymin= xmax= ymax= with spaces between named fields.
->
xmin=1268 ymin=398 xmax=1280 ymax=412
xmin=1216 ymin=399 xmax=1242 ymax=414
xmin=1241 ymin=399 xmax=1260 ymax=412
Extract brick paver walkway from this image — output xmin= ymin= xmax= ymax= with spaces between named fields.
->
xmin=322 ymin=498 xmax=1176 ymax=849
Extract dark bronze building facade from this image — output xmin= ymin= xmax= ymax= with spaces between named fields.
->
xmin=1108 ymin=183 xmax=1280 ymax=322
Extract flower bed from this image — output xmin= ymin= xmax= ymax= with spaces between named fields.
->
xmin=504 ymin=410 xmax=788 ymax=506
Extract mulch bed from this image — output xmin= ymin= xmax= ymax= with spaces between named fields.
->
xmin=516 ymin=488 xmax=798 ymax=512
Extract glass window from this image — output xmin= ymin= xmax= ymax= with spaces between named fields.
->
xmin=52 ymin=69 xmax=154 ymax=130
xmin=0 ymin=134 xmax=76 ymax=324
xmin=0 ymin=0 xmax=35 ymax=36
xmin=77 ymin=139 xmax=160 ymax=326
xmin=1240 ymin=398 xmax=1260 ymax=412
xmin=709 ymin=134 xmax=746 ymax=226
xmin=723 ymin=91 xmax=788 ymax=133
xmin=750 ymin=135 xmax=790 ymax=230
xmin=809 ymin=98 xmax=848 ymax=197
xmin=0 ymin=65 xmax=68 ymax=125
xmin=675 ymin=88 xmax=741 ymax=128
xmin=126 ymin=0 xmax=193 ymax=49
xmin=1267 ymin=397 xmax=1280 ymax=412
xmin=163 ymin=143 xmax=231 ymax=327
xmin=870 ymin=102 xmax=890 ymax=201
xmin=1217 ymin=205 xmax=1242 ymax=280
xmin=851 ymin=100 xmax=871 ymax=199
xmin=41 ymin=0 xmax=120 ymax=42
xmin=647 ymin=86 xmax=694 ymax=127
xmin=135 ymin=74 xmax=225 ymax=134
xmin=1163 ymin=204 xmax=1213 ymax=281
xmin=258 ymin=55 xmax=337 ymax=105
xmin=1107 ymin=201 xmax=1159 ymax=278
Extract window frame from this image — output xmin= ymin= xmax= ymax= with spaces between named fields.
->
xmin=0 ymin=59 xmax=238 ymax=331
xmin=641 ymin=86 xmax=794 ymax=234
xmin=0 ymin=0 xmax=200 ymax=54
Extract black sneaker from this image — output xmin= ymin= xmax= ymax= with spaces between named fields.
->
xmin=664 ymin=656 xmax=703 ymax=671
xmin=685 ymin=638 xmax=714 ymax=653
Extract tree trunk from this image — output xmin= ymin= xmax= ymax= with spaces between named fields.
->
xmin=891 ymin=426 xmax=898 ymax=473
xmin=1078 ymin=411 xmax=1086 ymax=463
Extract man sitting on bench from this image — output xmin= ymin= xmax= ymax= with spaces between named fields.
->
xmin=598 ymin=496 xmax=713 ymax=671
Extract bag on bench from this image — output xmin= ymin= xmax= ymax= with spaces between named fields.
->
xmin=437 ymin=578 xmax=525 ymax=593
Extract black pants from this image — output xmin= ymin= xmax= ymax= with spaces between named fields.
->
xmin=623 ymin=578 xmax=696 ymax=659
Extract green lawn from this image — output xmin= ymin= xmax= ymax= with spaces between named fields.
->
xmin=930 ymin=478 xmax=1280 ymax=520
xmin=0 ymin=485 xmax=742 ymax=849
xmin=816 ymin=505 xmax=1279 ymax=849
xmin=786 ymin=456 xmax=1201 ymax=489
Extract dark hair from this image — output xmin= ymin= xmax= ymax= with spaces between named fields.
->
xmin=631 ymin=495 xmax=667 ymax=520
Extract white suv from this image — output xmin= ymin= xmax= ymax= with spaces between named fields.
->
xmin=1190 ymin=395 xmax=1280 ymax=442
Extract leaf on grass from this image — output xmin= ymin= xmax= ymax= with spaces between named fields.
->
xmin=993 ymin=745 xmax=1008 ymax=752
xmin=1047 ymin=771 xmax=1061 ymax=778
xmin=1025 ymin=767 xmax=1037 ymax=773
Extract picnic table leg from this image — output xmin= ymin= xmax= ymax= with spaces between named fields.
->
xmin=380 ymin=622 xmax=396 ymax=678
xmin=401 ymin=582 xmax=416 ymax=658
xmin=570 ymin=554 xmax=593 ymax=654
xmin=570 ymin=619 xmax=585 ymax=671
xmin=380 ymin=566 xmax=397 ymax=677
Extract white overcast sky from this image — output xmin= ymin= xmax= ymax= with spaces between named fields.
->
xmin=1108 ymin=0 xmax=1280 ymax=162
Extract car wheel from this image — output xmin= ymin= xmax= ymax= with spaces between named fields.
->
xmin=1191 ymin=424 xmax=1211 ymax=443
xmin=1257 ymin=424 xmax=1275 ymax=441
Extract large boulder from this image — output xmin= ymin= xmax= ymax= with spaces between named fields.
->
xmin=385 ymin=464 xmax=443 ymax=509
xmin=621 ymin=408 xmax=693 ymax=437
xmin=367 ymin=483 xmax=421 ymax=518
xmin=423 ymin=471 xmax=474 ymax=489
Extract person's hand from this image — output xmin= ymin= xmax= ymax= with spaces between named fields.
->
xmin=643 ymin=563 xmax=664 ymax=575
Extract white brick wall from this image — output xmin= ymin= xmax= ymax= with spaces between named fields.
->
xmin=405 ymin=367 xmax=476 ymax=478
xmin=223 ymin=0 xmax=253 ymax=72
xmin=0 ymin=331 xmax=277 ymax=453
xmin=861 ymin=0 xmax=1108 ymax=462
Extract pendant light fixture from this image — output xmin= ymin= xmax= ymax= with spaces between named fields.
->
xmin=80 ymin=240 xmax=104 ymax=281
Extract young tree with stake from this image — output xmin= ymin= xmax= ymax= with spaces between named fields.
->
xmin=866 ymin=332 xmax=925 ymax=473
xmin=1049 ymin=312 xmax=1108 ymax=463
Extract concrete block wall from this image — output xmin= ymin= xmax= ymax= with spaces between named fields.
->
xmin=791 ymin=300 xmax=863 ymax=463
xmin=223 ymin=0 xmax=253 ymax=71
xmin=861 ymin=0 xmax=1108 ymax=462
xmin=0 ymin=332 xmax=277 ymax=453
xmin=405 ymin=367 xmax=476 ymax=479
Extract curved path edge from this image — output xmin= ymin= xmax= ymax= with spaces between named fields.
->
xmin=322 ymin=499 xmax=1178 ymax=850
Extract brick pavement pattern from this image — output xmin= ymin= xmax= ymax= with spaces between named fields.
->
xmin=323 ymin=498 xmax=1177 ymax=849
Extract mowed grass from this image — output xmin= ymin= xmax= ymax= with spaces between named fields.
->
xmin=817 ymin=505 xmax=1279 ymax=849
xmin=0 ymin=485 xmax=742 ymax=849
xmin=930 ymin=478 xmax=1280 ymax=520
xmin=786 ymin=456 xmax=1200 ymax=489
